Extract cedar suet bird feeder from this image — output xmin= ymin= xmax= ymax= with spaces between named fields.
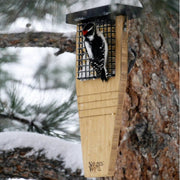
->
xmin=66 ymin=0 xmax=142 ymax=177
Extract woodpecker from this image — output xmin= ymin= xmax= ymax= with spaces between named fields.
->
xmin=82 ymin=23 xmax=108 ymax=81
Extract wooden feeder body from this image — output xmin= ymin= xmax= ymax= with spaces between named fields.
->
xmin=76 ymin=16 xmax=128 ymax=177
xmin=66 ymin=1 xmax=142 ymax=178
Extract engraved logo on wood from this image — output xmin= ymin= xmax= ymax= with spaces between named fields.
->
xmin=89 ymin=161 xmax=104 ymax=172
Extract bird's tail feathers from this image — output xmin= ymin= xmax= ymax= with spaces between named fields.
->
xmin=101 ymin=68 xmax=108 ymax=82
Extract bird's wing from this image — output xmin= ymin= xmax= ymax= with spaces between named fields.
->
xmin=84 ymin=41 xmax=94 ymax=59
xmin=97 ymin=30 xmax=108 ymax=67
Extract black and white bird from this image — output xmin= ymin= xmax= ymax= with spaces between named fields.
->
xmin=82 ymin=23 xmax=108 ymax=81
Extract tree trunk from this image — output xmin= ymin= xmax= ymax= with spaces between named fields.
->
xmin=0 ymin=147 xmax=85 ymax=180
xmin=0 ymin=32 xmax=76 ymax=54
xmin=99 ymin=1 xmax=179 ymax=180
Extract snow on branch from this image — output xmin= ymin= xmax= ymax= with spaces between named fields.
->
xmin=0 ymin=132 xmax=84 ymax=179
xmin=0 ymin=32 xmax=76 ymax=54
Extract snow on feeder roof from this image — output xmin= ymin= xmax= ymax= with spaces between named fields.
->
xmin=66 ymin=0 xmax=143 ymax=24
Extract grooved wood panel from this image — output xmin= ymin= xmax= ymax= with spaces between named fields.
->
xmin=76 ymin=16 xmax=128 ymax=178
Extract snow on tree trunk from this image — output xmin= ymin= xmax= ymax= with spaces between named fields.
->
xmin=0 ymin=148 xmax=82 ymax=179
xmin=98 ymin=2 xmax=179 ymax=180
xmin=0 ymin=132 xmax=85 ymax=180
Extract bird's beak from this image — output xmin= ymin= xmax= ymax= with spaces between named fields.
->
xmin=82 ymin=30 xmax=88 ymax=36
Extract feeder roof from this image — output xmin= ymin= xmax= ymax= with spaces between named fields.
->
xmin=66 ymin=0 xmax=143 ymax=24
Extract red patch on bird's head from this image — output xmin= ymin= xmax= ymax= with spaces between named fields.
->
xmin=82 ymin=30 xmax=88 ymax=36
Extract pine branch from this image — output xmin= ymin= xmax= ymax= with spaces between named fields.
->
xmin=10 ymin=79 xmax=69 ymax=90
xmin=0 ymin=113 xmax=29 ymax=125
xmin=0 ymin=113 xmax=40 ymax=130
xmin=0 ymin=31 xmax=76 ymax=54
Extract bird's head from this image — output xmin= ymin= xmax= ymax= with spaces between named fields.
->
xmin=82 ymin=23 xmax=95 ymax=37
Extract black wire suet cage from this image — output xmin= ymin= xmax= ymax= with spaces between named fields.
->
xmin=77 ymin=18 xmax=116 ymax=80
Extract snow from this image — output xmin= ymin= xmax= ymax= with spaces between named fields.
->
xmin=2 ymin=48 xmax=75 ymax=85
xmin=8 ymin=179 xmax=35 ymax=180
xmin=0 ymin=13 xmax=79 ymax=143
xmin=1 ymin=16 xmax=76 ymax=33
xmin=67 ymin=0 xmax=142 ymax=14
xmin=1 ymin=48 xmax=76 ymax=106
xmin=0 ymin=4 xmax=82 ymax=178
xmin=0 ymin=131 xmax=83 ymax=173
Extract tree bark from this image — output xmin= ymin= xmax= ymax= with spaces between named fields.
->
xmin=0 ymin=147 xmax=85 ymax=180
xmin=99 ymin=2 xmax=179 ymax=180
xmin=0 ymin=32 xmax=76 ymax=54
